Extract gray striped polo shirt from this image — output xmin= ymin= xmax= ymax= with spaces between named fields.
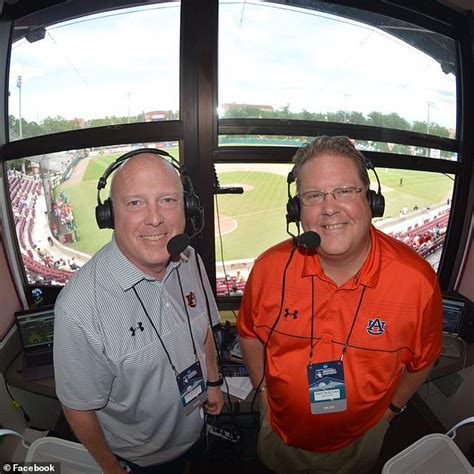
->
xmin=54 ymin=235 xmax=219 ymax=466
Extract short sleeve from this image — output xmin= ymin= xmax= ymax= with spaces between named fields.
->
xmin=54 ymin=304 xmax=115 ymax=410
xmin=237 ymin=268 xmax=259 ymax=339
xmin=407 ymin=274 xmax=443 ymax=372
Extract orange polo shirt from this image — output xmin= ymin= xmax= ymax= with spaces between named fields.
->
xmin=238 ymin=225 xmax=442 ymax=452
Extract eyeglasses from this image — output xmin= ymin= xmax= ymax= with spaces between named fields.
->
xmin=299 ymin=187 xmax=366 ymax=206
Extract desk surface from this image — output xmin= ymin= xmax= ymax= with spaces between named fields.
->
xmin=6 ymin=352 xmax=56 ymax=398
xmin=431 ymin=338 xmax=474 ymax=380
xmin=6 ymin=340 xmax=474 ymax=401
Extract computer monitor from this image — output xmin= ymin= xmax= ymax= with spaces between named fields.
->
xmin=442 ymin=296 xmax=467 ymax=336
xmin=15 ymin=306 xmax=55 ymax=350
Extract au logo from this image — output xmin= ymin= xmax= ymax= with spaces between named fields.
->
xmin=186 ymin=292 xmax=197 ymax=308
xmin=366 ymin=318 xmax=386 ymax=336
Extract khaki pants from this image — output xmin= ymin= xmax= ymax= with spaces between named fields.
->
xmin=257 ymin=401 xmax=390 ymax=474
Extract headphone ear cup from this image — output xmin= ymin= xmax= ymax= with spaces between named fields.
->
xmin=95 ymin=148 xmax=203 ymax=235
xmin=184 ymin=192 xmax=201 ymax=218
xmin=95 ymin=198 xmax=114 ymax=229
xmin=367 ymin=190 xmax=385 ymax=218
xmin=183 ymin=190 xmax=204 ymax=236
xmin=286 ymin=196 xmax=301 ymax=224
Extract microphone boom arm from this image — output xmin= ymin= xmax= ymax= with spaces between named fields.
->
xmin=214 ymin=186 xmax=244 ymax=194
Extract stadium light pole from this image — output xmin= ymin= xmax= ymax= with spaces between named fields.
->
xmin=125 ymin=92 xmax=133 ymax=123
xmin=16 ymin=75 xmax=23 ymax=138
xmin=426 ymin=101 xmax=434 ymax=157
xmin=427 ymin=101 xmax=434 ymax=134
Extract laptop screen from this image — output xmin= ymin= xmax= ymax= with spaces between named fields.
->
xmin=15 ymin=307 xmax=55 ymax=349
xmin=442 ymin=297 xmax=467 ymax=335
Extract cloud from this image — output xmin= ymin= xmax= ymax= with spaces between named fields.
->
xmin=9 ymin=4 xmax=180 ymax=120
xmin=219 ymin=2 xmax=456 ymax=127
xmin=9 ymin=1 xmax=457 ymax=130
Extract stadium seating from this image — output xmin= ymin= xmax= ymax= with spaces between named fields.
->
xmin=8 ymin=173 xmax=74 ymax=285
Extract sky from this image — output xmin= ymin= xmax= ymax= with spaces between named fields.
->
xmin=8 ymin=1 xmax=457 ymax=130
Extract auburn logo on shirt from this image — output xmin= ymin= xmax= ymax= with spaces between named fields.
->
xmin=186 ymin=292 xmax=197 ymax=307
xmin=366 ymin=317 xmax=386 ymax=336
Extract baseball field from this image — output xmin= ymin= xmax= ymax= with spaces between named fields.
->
xmin=55 ymin=149 xmax=454 ymax=262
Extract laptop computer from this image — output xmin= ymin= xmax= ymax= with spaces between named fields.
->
xmin=440 ymin=296 xmax=467 ymax=358
xmin=15 ymin=306 xmax=55 ymax=380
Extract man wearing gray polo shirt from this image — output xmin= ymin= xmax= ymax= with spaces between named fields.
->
xmin=54 ymin=152 xmax=224 ymax=473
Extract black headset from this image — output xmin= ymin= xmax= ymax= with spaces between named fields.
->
xmin=286 ymin=158 xmax=385 ymax=225
xmin=95 ymin=148 xmax=204 ymax=236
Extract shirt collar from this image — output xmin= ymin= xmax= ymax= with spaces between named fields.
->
xmin=106 ymin=235 xmax=184 ymax=291
xmin=301 ymin=225 xmax=381 ymax=288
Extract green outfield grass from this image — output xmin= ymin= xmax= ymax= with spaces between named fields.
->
xmin=54 ymin=148 xmax=180 ymax=255
xmin=55 ymin=153 xmax=453 ymax=260
xmin=215 ymin=168 xmax=453 ymax=261
xmin=215 ymin=171 xmax=289 ymax=262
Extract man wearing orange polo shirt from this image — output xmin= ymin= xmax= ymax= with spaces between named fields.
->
xmin=237 ymin=136 xmax=442 ymax=473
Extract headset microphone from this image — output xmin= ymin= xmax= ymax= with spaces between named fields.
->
xmin=167 ymin=233 xmax=191 ymax=256
xmin=296 ymin=231 xmax=321 ymax=249
xmin=167 ymin=201 xmax=206 ymax=255
xmin=167 ymin=211 xmax=206 ymax=256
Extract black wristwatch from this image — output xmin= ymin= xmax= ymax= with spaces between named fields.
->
xmin=389 ymin=402 xmax=407 ymax=415
xmin=207 ymin=377 xmax=224 ymax=387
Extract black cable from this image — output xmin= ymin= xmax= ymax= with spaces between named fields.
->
xmin=194 ymin=249 xmax=219 ymax=354
xmin=207 ymin=165 xmax=250 ymax=449
xmin=214 ymin=194 xmax=233 ymax=298
xmin=213 ymin=166 xmax=229 ymax=296
xmin=250 ymin=241 xmax=299 ymax=415
xmin=213 ymin=163 xmax=241 ymax=310
xmin=194 ymin=251 xmax=236 ymax=418
xmin=4 ymin=351 xmax=31 ymax=423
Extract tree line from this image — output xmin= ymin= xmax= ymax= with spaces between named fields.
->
xmin=9 ymin=105 xmax=452 ymax=158
xmin=222 ymin=104 xmax=453 ymax=158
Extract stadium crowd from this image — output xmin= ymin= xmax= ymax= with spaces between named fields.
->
xmin=8 ymin=171 xmax=76 ymax=285
xmin=7 ymin=168 xmax=450 ymax=293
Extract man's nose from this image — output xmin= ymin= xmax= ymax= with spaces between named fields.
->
xmin=320 ymin=192 xmax=339 ymax=214
xmin=146 ymin=203 xmax=163 ymax=225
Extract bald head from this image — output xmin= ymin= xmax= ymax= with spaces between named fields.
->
xmin=109 ymin=152 xmax=186 ymax=279
xmin=111 ymin=153 xmax=182 ymax=202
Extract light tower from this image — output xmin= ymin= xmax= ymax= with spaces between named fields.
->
xmin=16 ymin=75 xmax=23 ymax=138
xmin=427 ymin=101 xmax=434 ymax=134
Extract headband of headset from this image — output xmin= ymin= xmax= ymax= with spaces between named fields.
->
xmin=95 ymin=147 xmax=204 ymax=234
xmin=286 ymin=156 xmax=385 ymax=225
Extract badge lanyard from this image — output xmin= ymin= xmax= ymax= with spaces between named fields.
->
xmin=308 ymin=280 xmax=367 ymax=364
xmin=132 ymin=270 xmax=207 ymax=414
xmin=131 ymin=267 xmax=199 ymax=375
xmin=339 ymin=285 xmax=367 ymax=362
xmin=307 ymin=281 xmax=367 ymax=414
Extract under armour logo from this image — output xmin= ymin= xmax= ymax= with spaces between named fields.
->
xmin=186 ymin=292 xmax=197 ymax=308
xmin=130 ymin=322 xmax=144 ymax=336
xmin=366 ymin=318 xmax=386 ymax=336
xmin=284 ymin=308 xmax=298 ymax=320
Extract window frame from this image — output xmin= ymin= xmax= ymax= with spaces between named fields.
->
xmin=0 ymin=0 xmax=472 ymax=310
